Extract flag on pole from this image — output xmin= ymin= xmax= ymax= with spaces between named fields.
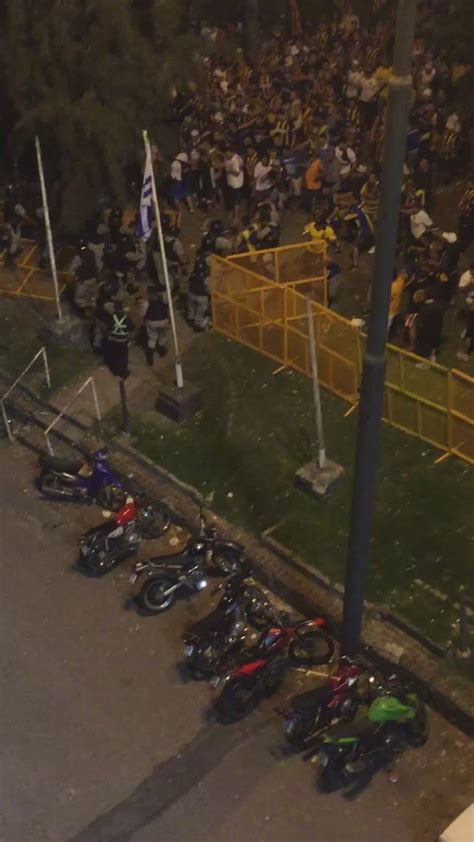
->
xmin=136 ymin=147 xmax=153 ymax=240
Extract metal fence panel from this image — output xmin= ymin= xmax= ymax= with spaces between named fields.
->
xmin=211 ymin=249 xmax=474 ymax=465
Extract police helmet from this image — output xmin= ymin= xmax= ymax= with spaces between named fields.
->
xmin=200 ymin=233 xmax=215 ymax=254
xmin=161 ymin=214 xmax=171 ymax=233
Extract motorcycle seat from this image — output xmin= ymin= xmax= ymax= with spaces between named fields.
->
xmin=148 ymin=552 xmax=196 ymax=571
xmin=41 ymin=456 xmax=83 ymax=474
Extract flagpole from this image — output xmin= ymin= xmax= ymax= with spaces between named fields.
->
xmin=35 ymin=136 xmax=62 ymax=320
xmin=142 ymin=129 xmax=184 ymax=389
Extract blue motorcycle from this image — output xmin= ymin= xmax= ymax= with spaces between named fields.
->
xmin=38 ymin=448 xmax=127 ymax=510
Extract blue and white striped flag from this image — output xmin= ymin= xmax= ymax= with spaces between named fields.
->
xmin=136 ymin=147 xmax=153 ymax=240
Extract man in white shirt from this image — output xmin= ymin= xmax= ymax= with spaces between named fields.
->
xmin=459 ymin=263 xmax=474 ymax=290
xmin=359 ymin=73 xmax=379 ymax=102
xmin=410 ymin=208 xmax=434 ymax=240
xmin=252 ymin=155 xmax=274 ymax=211
xmin=169 ymin=152 xmax=194 ymax=214
xmin=224 ymin=147 xmax=244 ymax=221
xmin=346 ymin=60 xmax=362 ymax=99
xmin=336 ymin=142 xmax=357 ymax=176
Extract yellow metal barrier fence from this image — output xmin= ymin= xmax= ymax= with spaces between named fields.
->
xmin=227 ymin=241 xmax=327 ymax=306
xmin=211 ymin=248 xmax=474 ymax=466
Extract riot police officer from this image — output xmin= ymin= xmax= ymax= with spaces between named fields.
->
xmin=69 ymin=239 xmax=97 ymax=311
xmin=138 ymin=285 xmax=170 ymax=365
xmin=187 ymin=255 xmax=210 ymax=331
xmin=146 ymin=221 xmax=186 ymax=294
xmin=198 ymin=219 xmax=233 ymax=259
xmin=103 ymin=301 xmax=134 ymax=379
xmin=93 ymin=279 xmax=116 ymax=353
xmin=110 ymin=233 xmax=143 ymax=291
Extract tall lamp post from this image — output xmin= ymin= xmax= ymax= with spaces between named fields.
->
xmin=341 ymin=0 xmax=418 ymax=657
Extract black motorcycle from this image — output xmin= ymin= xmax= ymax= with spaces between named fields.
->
xmin=130 ymin=511 xmax=248 ymax=614
xmin=182 ymin=572 xmax=277 ymax=677
xmin=79 ymin=495 xmax=170 ymax=576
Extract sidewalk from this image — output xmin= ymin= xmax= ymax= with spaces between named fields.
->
xmin=48 ymin=312 xmax=198 ymax=432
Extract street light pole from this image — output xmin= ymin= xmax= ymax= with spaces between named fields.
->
xmin=341 ymin=0 xmax=417 ymax=657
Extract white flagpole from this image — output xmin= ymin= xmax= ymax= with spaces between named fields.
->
xmin=35 ymin=136 xmax=62 ymax=320
xmin=142 ymin=129 xmax=183 ymax=389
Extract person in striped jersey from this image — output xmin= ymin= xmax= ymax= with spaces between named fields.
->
xmin=458 ymin=180 xmax=474 ymax=253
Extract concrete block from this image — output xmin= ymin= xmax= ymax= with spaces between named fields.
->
xmin=157 ymin=381 xmax=202 ymax=423
xmin=46 ymin=314 xmax=84 ymax=346
xmin=295 ymin=458 xmax=345 ymax=498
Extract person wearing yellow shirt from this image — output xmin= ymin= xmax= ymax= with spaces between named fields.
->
xmin=303 ymin=156 xmax=324 ymax=214
xmin=389 ymin=269 xmax=408 ymax=335
xmin=375 ymin=65 xmax=392 ymax=101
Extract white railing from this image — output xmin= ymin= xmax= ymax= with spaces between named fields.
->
xmin=44 ymin=376 xmax=101 ymax=454
xmin=1 ymin=347 xmax=50 ymax=442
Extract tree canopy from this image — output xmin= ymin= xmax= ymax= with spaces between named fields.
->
xmin=4 ymin=0 xmax=204 ymax=232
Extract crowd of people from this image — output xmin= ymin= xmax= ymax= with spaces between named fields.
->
xmin=164 ymin=1 xmax=474 ymax=363
xmin=2 ymin=1 xmax=474 ymax=368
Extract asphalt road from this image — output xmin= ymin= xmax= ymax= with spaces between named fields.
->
xmin=0 ymin=444 xmax=473 ymax=842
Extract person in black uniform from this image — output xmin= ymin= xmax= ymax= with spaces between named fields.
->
xmin=415 ymin=288 xmax=445 ymax=364
xmin=93 ymin=279 xmax=116 ymax=354
xmin=198 ymin=220 xmax=232 ymax=259
xmin=108 ymin=207 xmax=123 ymax=247
xmin=187 ymin=256 xmax=210 ymax=331
xmin=138 ymin=286 xmax=170 ymax=365
xmin=103 ymin=301 xmax=134 ymax=379
xmin=69 ymin=240 xmax=97 ymax=312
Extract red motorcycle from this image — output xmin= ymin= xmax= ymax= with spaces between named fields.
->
xmin=211 ymin=613 xmax=335 ymax=722
xmin=79 ymin=494 xmax=170 ymax=576
xmin=280 ymin=657 xmax=382 ymax=749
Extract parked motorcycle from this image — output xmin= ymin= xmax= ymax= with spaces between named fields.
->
xmin=211 ymin=613 xmax=335 ymax=722
xmin=130 ymin=511 xmax=248 ymax=614
xmin=38 ymin=448 xmax=126 ymax=510
xmin=79 ymin=495 xmax=170 ymax=576
xmin=280 ymin=656 xmax=382 ymax=749
xmin=182 ymin=571 xmax=277 ymax=678
xmin=314 ymin=684 xmax=429 ymax=792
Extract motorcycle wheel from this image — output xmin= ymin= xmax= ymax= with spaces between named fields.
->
xmin=215 ymin=678 xmax=260 ymax=723
xmin=97 ymin=484 xmax=127 ymax=512
xmin=140 ymin=505 xmax=171 ymax=539
xmin=38 ymin=470 xmax=67 ymax=498
xmin=137 ymin=578 xmax=175 ymax=614
xmin=82 ymin=551 xmax=116 ymax=577
xmin=319 ymin=757 xmax=350 ymax=793
xmin=289 ymin=630 xmax=335 ymax=666
xmin=285 ymin=709 xmax=323 ymax=748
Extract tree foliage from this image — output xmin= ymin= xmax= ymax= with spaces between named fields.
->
xmin=5 ymin=0 xmax=204 ymax=232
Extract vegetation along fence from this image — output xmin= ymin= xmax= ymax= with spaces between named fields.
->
xmin=211 ymin=244 xmax=474 ymax=466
